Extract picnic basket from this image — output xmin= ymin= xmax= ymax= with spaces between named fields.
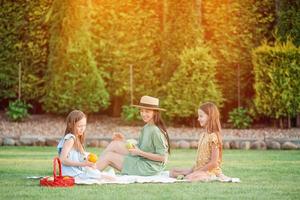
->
xmin=40 ymin=157 xmax=75 ymax=187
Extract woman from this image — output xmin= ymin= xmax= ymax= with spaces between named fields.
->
xmin=96 ymin=96 xmax=170 ymax=176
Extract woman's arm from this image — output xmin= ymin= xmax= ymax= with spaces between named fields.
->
xmin=195 ymin=143 xmax=219 ymax=172
xmin=60 ymin=139 xmax=94 ymax=167
xmin=128 ymin=147 xmax=166 ymax=162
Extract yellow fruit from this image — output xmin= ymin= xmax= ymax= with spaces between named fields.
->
xmin=47 ymin=177 xmax=54 ymax=181
xmin=88 ymin=153 xmax=98 ymax=163
xmin=125 ymin=139 xmax=137 ymax=149
xmin=126 ymin=143 xmax=134 ymax=149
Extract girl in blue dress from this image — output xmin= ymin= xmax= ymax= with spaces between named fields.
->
xmin=57 ymin=110 xmax=114 ymax=180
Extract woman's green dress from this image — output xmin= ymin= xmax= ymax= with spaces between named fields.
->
xmin=121 ymin=124 xmax=168 ymax=176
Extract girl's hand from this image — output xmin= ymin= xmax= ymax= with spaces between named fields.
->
xmin=128 ymin=146 xmax=142 ymax=156
xmin=82 ymin=160 xmax=96 ymax=168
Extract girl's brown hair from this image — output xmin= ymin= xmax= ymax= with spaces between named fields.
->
xmin=199 ymin=102 xmax=222 ymax=160
xmin=64 ymin=110 xmax=86 ymax=154
xmin=153 ymin=111 xmax=171 ymax=154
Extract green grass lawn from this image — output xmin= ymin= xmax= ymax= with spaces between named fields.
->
xmin=0 ymin=147 xmax=299 ymax=200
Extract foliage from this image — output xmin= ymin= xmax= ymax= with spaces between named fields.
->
xmin=42 ymin=0 xmax=109 ymax=114
xmin=121 ymin=105 xmax=141 ymax=122
xmin=1 ymin=0 xmax=297 ymax=123
xmin=163 ymin=44 xmax=223 ymax=118
xmin=160 ymin=0 xmax=203 ymax=83
xmin=91 ymin=0 xmax=161 ymax=106
xmin=252 ymin=39 xmax=300 ymax=119
xmin=6 ymin=99 xmax=32 ymax=121
xmin=0 ymin=0 xmax=52 ymax=101
xmin=0 ymin=1 xmax=23 ymax=99
xmin=276 ymin=0 xmax=300 ymax=46
xmin=202 ymin=0 xmax=276 ymax=107
xmin=228 ymin=107 xmax=253 ymax=129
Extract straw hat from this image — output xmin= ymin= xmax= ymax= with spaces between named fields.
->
xmin=132 ymin=96 xmax=166 ymax=111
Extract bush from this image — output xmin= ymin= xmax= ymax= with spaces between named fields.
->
xmin=0 ymin=0 xmax=52 ymax=101
xmin=42 ymin=0 xmax=109 ymax=114
xmin=276 ymin=0 xmax=300 ymax=46
xmin=228 ymin=107 xmax=252 ymax=129
xmin=252 ymin=39 xmax=300 ymax=121
xmin=121 ymin=105 xmax=141 ymax=122
xmin=163 ymin=44 xmax=223 ymax=119
xmin=6 ymin=99 xmax=32 ymax=121
xmin=202 ymin=0 xmax=276 ymax=107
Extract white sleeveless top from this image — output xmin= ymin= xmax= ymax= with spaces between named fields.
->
xmin=57 ymin=133 xmax=85 ymax=177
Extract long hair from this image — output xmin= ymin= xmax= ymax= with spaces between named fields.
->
xmin=153 ymin=111 xmax=171 ymax=154
xmin=199 ymin=102 xmax=222 ymax=161
xmin=64 ymin=110 xmax=86 ymax=154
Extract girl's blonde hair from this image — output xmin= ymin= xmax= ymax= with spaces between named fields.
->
xmin=199 ymin=102 xmax=223 ymax=161
xmin=64 ymin=110 xmax=86 ymax=154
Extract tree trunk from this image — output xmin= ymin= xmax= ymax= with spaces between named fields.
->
xmin=275 ymin=0 xmax=281 ymax=25
xmin=297 ymin=113 xmax=300 ymax=127
xmin=161 ymin=0 xmax=169 ymax=82
xmin=195 ymin=0 xmax=202 ymax=26
xmin=161 ymin=0 xmax=168 ymax=80
xmin=111 ymin=96 xmax=123 ymax=117
xmin=287 ymin=115 xmax=291 ymax=129
xmin=273 ymin=118 xmax=277 ymax=128
xmin=18 ymin=62 xmax=22 ymax=100
xmin=237 ymin=63 xmax=241 ymax=108
xmin=192 ymin=117 xmax=196 ymax=128
xmin=163 ymin=0 xmax=168 ymax=33
xmin=279 ymin=117 xmax=283 ymax=129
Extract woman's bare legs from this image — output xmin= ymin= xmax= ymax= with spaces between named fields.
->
xmin=169 ymin=168 xmax=193 ymax=178
xmin=96 ymin=140 xmax=129 ymax=171
xmin=101 ymin=140 xmax=129 ymax=156
xmin=96 ymin=151 xmax=125 ymax=171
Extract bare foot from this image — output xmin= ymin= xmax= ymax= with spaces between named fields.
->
xmin=217 ymin=173 xmax=231 ymax=181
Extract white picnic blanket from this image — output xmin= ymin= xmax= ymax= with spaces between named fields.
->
xmin=74 ymin=170 xmax=240 ymax=185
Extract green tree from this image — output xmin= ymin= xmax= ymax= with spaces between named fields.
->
xmin=91 ymin=0 xmax=161 ymax=115
xmin=276 ymin=0 xmax=300 ymax=46
xmin=202 ymin=0 xmax=276 ymax=112
xmin=0 ymin=1 xmax=23 ymax=99
xmin=252 ymin=39 xmax=300 ymax=128
xmin=160 ymin=0 xmax=203 ymax=84
xmin=0 ymin=0 xmax=52 ymax=101
xmin=164 ymin=44 xmax=223 ymax=119
xmin=42 ymin=0 xmax=109 ymax=114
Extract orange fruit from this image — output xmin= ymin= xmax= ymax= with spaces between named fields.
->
xmin=87 ymin=153 xmax=98 ymax=163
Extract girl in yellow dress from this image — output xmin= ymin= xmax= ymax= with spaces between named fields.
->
xmin=170 ymin=102 xmax=228 ymax=181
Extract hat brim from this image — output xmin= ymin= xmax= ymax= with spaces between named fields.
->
xmin=132 ymin=104 xmax=166 ymax=111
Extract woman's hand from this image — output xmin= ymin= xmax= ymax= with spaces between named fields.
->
xmin=128 ymin=146 xmax=142 ymax=156
xmin=112 ymin=132 xmax=125 ymax=141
